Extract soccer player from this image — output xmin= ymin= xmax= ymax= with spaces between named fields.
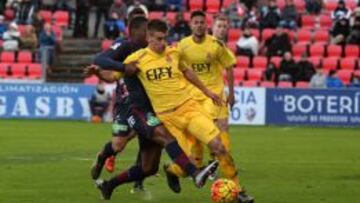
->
xmin=123 ymin=19 xmax=254 ymax=203
xmin=89 ymin=16 xmax=219 ymax=200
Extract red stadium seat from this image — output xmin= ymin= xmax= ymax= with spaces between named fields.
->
xmin=297 ymin=29 xmax=312 ymax=43
xmin=301 ymin=15 xmax=315 ymax=28
xmin=294 ymin=0 xmax=305 ymax=12
xmin=277 ymin=0 xmax=286 ymax=9
xmin=84 ymin=75 xmax=99 ymax=85
xmin=222 ymin=0 xmax=232 ymax=7
xmin=319 ymin=15 xmax=332 ymax=28
xmin=278 ymin=81 xmax=293 ymax=88
xmin=52 ymin=25 xmax=63 ymax=41
xmin=183 ymin=12 xmax=191 ymax=21
xmin=247 ymin=69 xmax=263 ymax=81
xmin=149 ymin=11 xmax=164 ymax=20
xmin=252 ymin=56 xmax=267 ymax=69
xmin=227 ymin=41 xmax=237 ymax=53
xmin=345 ymin=45 xmax=360 ymax=57
xmin=233 ymin=69 xmax=246 ymax=81
xmin=324 ymin=0 xmax=338 ymax=11
xmin=313 ymin=30 xmax=329 ymax=43
xmin=292 ymin=43 xmax=308 ymax=56
xmin=39 ymin=10 xmax=52 ymax=23
xmin=242 ymin=80 xmax=258 ymax=87
xmin=322 ymin=57 xmax=339 ymax=70
xmin=17 ymin=51 xmax=33 ymax=63
xmin=236 ymin=56 xmax=250 ymax=69
xmin=337 ymin=70 xmax=353 ymax=84
xmin=166 ymin=12 xmax=177 ymax=25
xmin=1 ymin=51 xmax=15 ymax=63
xmin=18 ymin=25 xmax=27 ymax=36
xmin=308 ymin=56 xmax=321 ymax=67
xmin=309 ymin=44 xmax=325 ymax=56
xmin=28 ymin=63 xmax=42 ymax=79
xmin=0 ymin=63 xmax=9 ymax=78
xmin=4 ymin=9 xmax=15 ymax=21
xmin=228 ymin=29 xmax=241 ymax=42
xmin=206 ymin=14 xmax=214 ymax=27
xmin=207 ymin=0 xmax=221 ymax=13
xmin=262 ymin=29 xmax=275 ymax=42
xmin=260 ymin=81 xmax=275 ymax=87
xmin=102 ymin=40 xmax=113 ymax=50
xmin=189 ymin=0 xmax=204 ymax=11
xmin=251 ymin=29 xmax=260 ymax=40
xmin=327 ymin=45 xmax=342 ymax=57
xmin=10 ymin=64 xmax=26 ymax=78
xmin=53 ymin=11 xmax=69 ymax=27
xmin=340 ymin=58 xmax=357 ymax=70
xmin=296 ymin=81 xmax=309 ymax=88
xmin=270 ymin=56 xmax=282 ymax=68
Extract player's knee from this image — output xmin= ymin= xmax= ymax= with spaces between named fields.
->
xmin=142 ymin=165 xmax=159 ymax=176
xmin=209 ymin=137 xmax=227 ymax=156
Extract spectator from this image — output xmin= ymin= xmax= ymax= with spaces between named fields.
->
xmin=0 ymin=15 xmax=7 ymax=39
xmin=2 ymin=22 xmax=20 ymax=51
xmin=296 ymin=53 xmax=315 ymax=82
xmin=264 ymin=25 xmax=291 ymax=57
xmin=127 ymin=0 xmax=149 ymax=18
xmin=168 ymin=12 xmax=191 ymax=43
xmin=347 ymin=16 xmax=360 ymax=44
xmin=326 ymin=70 xmax=344 ymax=88
xmin=279 ymin=0 xmax=298 ymax=30
xmin=39 ymin=23 xmax=56 ymax=65
xmin=40 ymin=0 xmax=56 ymax=10
xmin=264 ymin=62 xmax=278 ymax=81
xmin=74 ymin=0 xmax=91 ymax=38
xmin=349 ymin=72 xmax=360 ymax=88
xmin=89 ymin=84 xmax=111 ymax=123
xmin=104 ymin=12 xmax=126 ymax=40
xmin=223 ymin=0 xmax=242 ymax=28
xmin=166 ymin=0 xmax=182 ymax=12
xmin=309 ymin=66 xmax=327 ymax=88
xmin=241 ymin=6 xmax=259 ymax=29
xmin=236 ymin=27 xmax=259 ymax=56
xmin=278 ymin=51 xmax=297 ymax=82
xmin=109 ymin=0 xmax=128 ymax=22
xmin=305 ymin=0 xmax=323 ymax=14
xmin=92 ymin=0 xmax=113 ymax=38
xmin=20 ymin=24 xmax=38 ymax=51
xmin=15 ymin=0 xmax=36 ymax=25
xmin=331 ymin=0 xmax=351 ymax=22
xmin=259 ymin=0 xmax=281 ymax=29
xmin=32 ymin=11 xmax=44 ymax=36
xmin=6 ymin=0 xmax=20 ymax=9
xmin=331 ymin=17 xmax=351 ymax=45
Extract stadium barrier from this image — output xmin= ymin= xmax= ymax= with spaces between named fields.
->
xmin=0 ymin=83 xmax=359 ymax=127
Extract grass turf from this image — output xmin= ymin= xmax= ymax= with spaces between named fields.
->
xmin=0 ymin=120 xmax=359 ymax=203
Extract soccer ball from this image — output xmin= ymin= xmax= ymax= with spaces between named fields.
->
xmin=211 ymin=179 xmax=239 ymax=203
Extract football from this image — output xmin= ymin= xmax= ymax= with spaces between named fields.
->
xmin=211 ymin=178 xmax=240 ymax=203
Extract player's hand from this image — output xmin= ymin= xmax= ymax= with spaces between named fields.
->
xmin=227 ymin=94 xmax=235 ymax=109
xmin=124 ymin=62 xmax=139 ymax=75
xmin=205 ymin=90 xmax=222 ymax=106
xmin=84 ymin=64 xmax=99 ymax=77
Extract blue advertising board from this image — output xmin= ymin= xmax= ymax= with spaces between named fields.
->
xmin=266 ymin=88 xmax=360 ymax=127
xmin=0 ymin=83 xmax=95 ymax=120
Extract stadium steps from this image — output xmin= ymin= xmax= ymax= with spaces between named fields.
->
xmin=47 ymin=38 xmax=101 ymax=83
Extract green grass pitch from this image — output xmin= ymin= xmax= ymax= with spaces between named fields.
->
xmin=0 ymin=119 xmax=359 ymax=203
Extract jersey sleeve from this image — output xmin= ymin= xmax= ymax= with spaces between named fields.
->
xmin=93 ymin=41 xmax=130 ymax=72
xmin=216 ymin=42 xmax=236 ymax=69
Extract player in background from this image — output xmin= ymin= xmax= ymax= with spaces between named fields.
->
xmin=88 ymin=17 xmax=219 ymax=200
xmin=123 ymin=19 xmax=253 ymax=203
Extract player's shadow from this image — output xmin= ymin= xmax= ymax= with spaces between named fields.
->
xmin=335 ymin=175 xmax=360 ymax=180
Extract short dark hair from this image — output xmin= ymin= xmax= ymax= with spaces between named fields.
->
xmin=147 ymin=19 xmax=168 ymax=33
xmin=129 ymin=16 xmax=147 ymax=32
xmin=191 ymin=10 xmax=206 ymax=19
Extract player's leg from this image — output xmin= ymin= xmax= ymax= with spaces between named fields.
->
xmin=91 ymin=112 xmax=134 ymax=180
xmin=96 ymin=139 xmax=162 ymax=200
xmin=131 ymin=141 xmax=145 ymax=193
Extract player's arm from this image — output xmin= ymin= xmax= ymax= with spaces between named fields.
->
xmin=182 ymin=67 xmax=222 ymax=105
xmin=84 ymin=64 xmax=119 ymax=83
xmin=226 ymin=65 xmax=235 ymax=108
xmin=93 ymin=42 xmax=128 ymax=72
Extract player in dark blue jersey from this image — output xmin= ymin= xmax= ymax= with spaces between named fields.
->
xmin=86 ymin=16 xmax=219 ymax=200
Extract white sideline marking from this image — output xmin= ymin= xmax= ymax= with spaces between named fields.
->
xmin=280 ymin=127 xmax=295 ymax=131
